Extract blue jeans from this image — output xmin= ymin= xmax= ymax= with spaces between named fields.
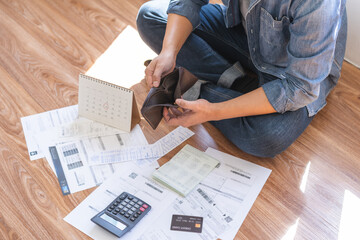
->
xmin=137 ymin=0 xmax=314 ymax=158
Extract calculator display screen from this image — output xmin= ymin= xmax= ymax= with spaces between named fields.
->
xmin=100 ymin=213 xmax=127 ymax=231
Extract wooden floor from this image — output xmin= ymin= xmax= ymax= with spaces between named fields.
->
xmin=0 ymin=0 xmax=359 ymax=239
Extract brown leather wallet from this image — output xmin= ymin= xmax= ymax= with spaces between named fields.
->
xmin=141 ymin=67 xmax=197 ymax=129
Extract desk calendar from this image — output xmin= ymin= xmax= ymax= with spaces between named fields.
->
xmin=78 ymin=74 xmax=140 ymax=132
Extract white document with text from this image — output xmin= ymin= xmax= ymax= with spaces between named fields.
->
xmin=88 ymin=127 xmax=194 ymax=165
xmin=21 ymin=105 xmax=78 ymax=160
xmin=139 ymin=148 xmax=271 ymax=240
xmin=47 ymin=125 xmax=150 ymax=195
xmin=64 ymin=162 xmax=177 ymax=240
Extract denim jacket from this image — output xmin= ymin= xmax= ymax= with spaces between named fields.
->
xmin=168 ymin=0 xmax=347 ymax=116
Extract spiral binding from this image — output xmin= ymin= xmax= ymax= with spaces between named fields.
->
xmin=79 ymin=73 xmax=131 ymax=93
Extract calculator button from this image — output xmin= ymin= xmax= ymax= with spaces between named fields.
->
xmin=113 ymin=211 xmax=118 ymax=215
xmin=140 ymin=207 xmax=145 ymax=212
xmin=121 ymin=202 xmax=127 ymax=206
xmin=119 ymin=194 xmax=127 ymax=200
xmin=126 ymin=204 xmax=132 ymax=208
xmin=119 ymin=205 xmax=124 ymax=209
xmin=142 ymin=204 xmax=148 ymax=209
xmin=128 ymin=210 xmax=134 ymax=215
xmin=136 ymin=210 xmax=141 ymax=215
xmin=115 ymin=208 xmax=120 ymax=212
xmin=130 ymin=217 xmax=136 ymax=221
xmin=113 ymin=202 xmax=119 ymax=206
xmin=132 ymin=198 xmax=138 ymax=203
xmin=110 ymin=205 xmax=115 ymax=209
xmin=116 ymin=199 xmax=121 ymax=203
xmin=131 ymin=207 xmax=136 ymax=212
xmin=123 ymin=207 xmax=129 ymax=212
xmin=107 ymin=208 xmax=112 ymax=212
xmin=137 ymin=201 xmax=143 ymax=205
xmin=129 ymin=201 xmax=135 ymax=206
xmin=120 ymin=211 xmax=125 ymax=215
xmin=134 ymin=204 xmax=140 ymax=208
xmin=124 ymin=199 xmax=130 ymax=203
xmin=128 ymin=196 xmax=133 ymax=200
xmin=133 ymin=213 xmax=139 ymax=218
xmin=124 ymin=214 xmax=130 ymax=218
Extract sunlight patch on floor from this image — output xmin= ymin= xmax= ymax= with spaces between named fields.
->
xmin=86 ymin=25 xmax=157 ymax=89
xmin=338 ymin=190 xmax=360 ymax=240
xmin=300 ymin=161 xmax=311 ymax=193
xmin=281 ymin=218 xmax=299 ymax=240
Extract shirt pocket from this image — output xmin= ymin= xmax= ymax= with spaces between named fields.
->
xmin=259 ymin=8 xmax=290 ymax=68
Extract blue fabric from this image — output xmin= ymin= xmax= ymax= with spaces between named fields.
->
xmin=136 ymin=0 xmax=346 ymax=157
xmin=200 ymin=83 xmax=313 ymax=157
xmin=166 ymin=0 xmax=347 ymax=116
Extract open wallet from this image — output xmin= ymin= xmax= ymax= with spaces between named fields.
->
xmin=141 ymin=62 xmax=198 ymax=130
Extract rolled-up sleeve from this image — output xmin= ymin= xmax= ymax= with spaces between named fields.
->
xmin=262 ymin=0 xmax=343 ymax=113
xmin=167 ymin=0 xmax=209 ymax=29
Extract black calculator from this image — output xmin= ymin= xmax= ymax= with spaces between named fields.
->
xmin=91 ymin=192 xmax=151 ymax=238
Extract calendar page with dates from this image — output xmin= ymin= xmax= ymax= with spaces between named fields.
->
xmin=78 ymin=74 xmax=139 ymax=132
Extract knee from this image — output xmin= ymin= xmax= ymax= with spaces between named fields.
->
xmin=136 ymin=1 xmax=167 ymax=53
xmin=211 ymin=120 xmax=291 ymax=158
xmin=244 ymin=133 xmax=289 ymax=158
xmin=247 ymin=123 xmax=292 ymax=158
xmin=136 ymin=2 xmax=151 ymax=34
xmin=136 ymin=1 xmax=165 ymax=35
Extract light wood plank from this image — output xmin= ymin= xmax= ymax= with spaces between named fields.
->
xmin=0 ymin=0 xmax=359 ymax=239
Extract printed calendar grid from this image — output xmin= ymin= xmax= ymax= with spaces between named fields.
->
xmin=78 ymin=74 xmax=134 ymax=132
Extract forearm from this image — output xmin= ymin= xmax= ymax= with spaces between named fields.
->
xmin=210 ymin=87 xmax=276 ymax=121
xmin=161 ymin=13 xmax=193 ymax=56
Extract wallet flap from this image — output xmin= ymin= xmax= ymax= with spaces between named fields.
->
xmin=174 ymin=68 xmax=198 ymax=100
xmin=141 ymin=63 xmax=198 ymax=130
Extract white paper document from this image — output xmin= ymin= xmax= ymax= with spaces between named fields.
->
xmin=21 ymin=105 xmax=78 ymax=160
xmin=48 ymin=125 xmax=149 ymax=195
xmin=53 ymin=117 xmax=126 ymax=140
xmin=152 ymin=145 xmax=219 ymax=197
xmin=89 ymin=127 xmax=194 ymax=165
xmin=139 ymin=148 xmax=272 ymax=240
xmin=64 ymin=162 xmax=177 ymax=240
xmin=36 ymin=117 xmax=134 ymax=173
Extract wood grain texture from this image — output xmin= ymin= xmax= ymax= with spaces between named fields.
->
xmin=0 ymin=0 xmax=359 ymax=239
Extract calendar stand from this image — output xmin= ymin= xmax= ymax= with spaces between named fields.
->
xmin=78 ymin=74 xmax=140 ymax=132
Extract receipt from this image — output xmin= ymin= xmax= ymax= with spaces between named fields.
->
xmin=88 ymin=126 xmax=194 ymax=165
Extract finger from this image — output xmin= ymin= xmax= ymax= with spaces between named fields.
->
xmin=175 ymin=99 xmax=195 ymax=110
xmin=166 ymin=107 xmax=177 ymax=119
xmin=163 ymin=108 xmax=170 ymax=121
xmin=145 ymin=73 xmax=153 ymax=88
xmin=145 ymin=75 xmax=152 ymax=88
xmin=166 ymin=116 xmax=183 ymax=126
xmin=152 ymin=66 xmax=163 ymax=87
xmin=169 ymin=107 xmax=183 ymax=117
xmin=167 ymin=114 xmax=191 ymax=127
xmin=145 ymin=62 xmax=156 ymax=87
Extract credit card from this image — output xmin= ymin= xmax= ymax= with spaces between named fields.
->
xmin=170 ymin=214 xmax=203 ymax=233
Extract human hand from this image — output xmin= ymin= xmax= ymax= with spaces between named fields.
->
xmin=145 ymin=51 xmax=176 ymax=88
xmin=163 ymin=99 xmax=215 ymax=127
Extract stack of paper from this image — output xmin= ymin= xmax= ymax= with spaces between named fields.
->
xmin=152 ymin=145 xmax=219 ymax=196
xmin=66 ymin=147 xmax=272 ymax=240
xmin=21 ymin=105 xmax=194 ymax=195
xmin=64 ymin=162 xmax=178 ymax=240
